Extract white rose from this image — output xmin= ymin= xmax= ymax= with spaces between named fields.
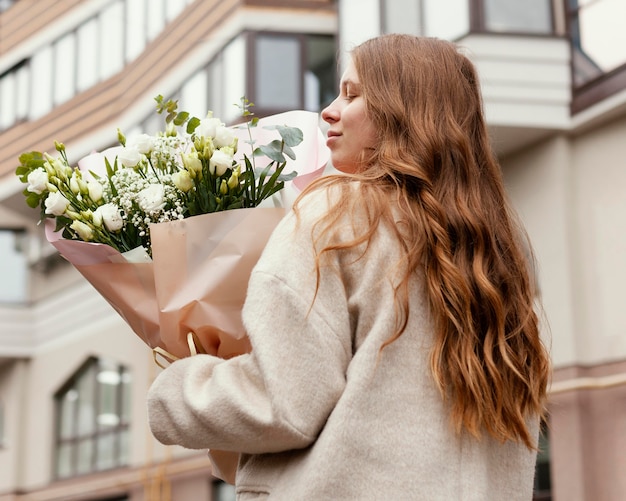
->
xmin=214 ymin=125 xmax=236 ymax=148
xmin=70 ymin=220 xmax=94 ymax=241
xmin=44 ymin=191 xmax=71 ymax=216
xmin=209 ymin=149 xmax=233 ymax=176
xmin=118 ymin=147 xmax=142 ymax=168
xmin=94 ymin=203 xmax=124 ymax=231
xmin=26 ymin=168 xmax=49 ymax=194
xmin=87 ymin=180 xmax=103 ymax=202
xmin=127 ymin=134 xmax=154 ymax=154
xmin=137 ymin=184 xmax=165 ymax=213
xmin=172 ymin=170 xmax=193 ymax=192
xmin=195 ymin=117 xmax=222 ymax=139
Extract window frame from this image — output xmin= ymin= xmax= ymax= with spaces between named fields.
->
xmin=53 ymin=357 xmax=131 ymax=479
xmin=566 ymin=0 xmax=626 ymax=113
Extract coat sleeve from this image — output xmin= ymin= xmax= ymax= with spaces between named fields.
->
xmin=147 ymin=199 xmax=353 ymax=454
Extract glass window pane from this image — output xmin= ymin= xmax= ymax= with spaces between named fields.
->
xmin=213 ymin=480 xmax=237 ymax=501
xmin=126 ymin=0 xmax=146 ymax=62
xmin=147 ymin=0 xmax=165 ymax=40
xmin=181 ymin=69 xmax=208 ymax=119
xmin=207 ymin=57 xmax=224 ymax=119
xmin=96 ymin=433 xmax=116 ymax=470
xmin=222 ymin=36 xmax=245 ymax=123
xmin=0 ymin=72 xmax=15 ymax=128
xmin=305 ymin=35 xmax=335 ymax=111
xmin=99 ymin=1 xmax=125 ymax=80
xmin=77 ymin=365 xmax=96 ymax=435
xmin=30 ymin=46 xmax=53 ymax=119
xmin=15 ymin=64 xmax=29 ymax=120
xmin=0 ymin=231 xmax=28 ymax=303
xmin=121 ymin=370 xmax=132 ymax=423
xmin=56 ymin=443 xmax=73 ymax=478
xmin=77 ymin=438 xmax=94 ymax=474
xmin=577 ymin=0 xmax=626 ymax=73
xmin=255 ymin=35 xmax=300 ymax=109
xmin=77 ymin=18 xmax=99 ymax=92
xmin=383 ymin=0 xmax=421 ymax=35
xmin=165 ymin=0 xmax=186 ymax=21
xmin=484 ymin=0 xmax=552 ymax=34
xmin=59 ymin=389 xmax=78 ymax=439
xmin=423 ymin=0 xmax=469 ymax=39
xmin=119 ymin=428 xmax=130 ymax=465
xmin=54 ymin=32 xmax=76 ymax=104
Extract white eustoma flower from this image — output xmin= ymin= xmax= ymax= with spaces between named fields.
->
xmin=70 ymin=220 xmax=94 ymax=241
xmin=172 ymin=170 xmax=193 ymax=192
xmin=94 ymin=203 xmax=124 ymax=231
xmin=118 ymin=147 xmax=142 ymax=168
xmin=87 ymin=180 xmax=103 ymax=202
xmin=209 ymin=149 xmax=233 ymax=176
xmin=26 ymin=168 xmax=49 ymax=194
xmin=214 ymin=125 xmax=236 ymax=148
xmin=127 ymin=134 xmax=155 ymax=154
xmin=44 ymin=191 xmax=71 ymax=216
xmin=195 ymin=117 xmax=222 ymax=139
xmin=182 ymin=152 xmax=202 ymax=174
xmin=137 ymin=184 xmax=165 ymax=213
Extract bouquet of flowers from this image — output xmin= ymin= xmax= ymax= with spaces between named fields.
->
xmin=16 ymin=96 xmax=329 ymax=362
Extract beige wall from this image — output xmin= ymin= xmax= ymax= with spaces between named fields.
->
xmin=502 ymin=135 xmax=578 ymax=367
xmin=501 ymin=115 xmax=626 ymax=368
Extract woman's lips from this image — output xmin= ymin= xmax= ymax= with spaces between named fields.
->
xmin=326 ymin=131 xmax=340 ymax=147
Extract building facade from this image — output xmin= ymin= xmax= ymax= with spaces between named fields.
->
xmin=0 ymin=0 xmax=625 ymax=500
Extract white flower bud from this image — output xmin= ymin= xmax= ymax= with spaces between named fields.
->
xmin=87 ymin=180 xmax=103 ymax=202
xmin=70 ymin=220 xmax=94 ymax=241
xmin=172 ymin=170 xmax=193 ymax=192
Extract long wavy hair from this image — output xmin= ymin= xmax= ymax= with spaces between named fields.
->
xmin=295 ymin=34 xmax=550 ymax=449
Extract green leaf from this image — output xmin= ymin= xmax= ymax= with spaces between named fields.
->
xmin=278 ymin=125 xmax=303 ymax=147
xmin=25 ymin=192 xmax=40 ymax=208
xmin=187 ymin=117 xmax=201 ymax=134
xmin=174 ymin=111 xmax=189 ymax=126
xmin=282 ymin=144 xmax=296 ymax=160
xmin=255 ymin=141 xmax=286 ymax=163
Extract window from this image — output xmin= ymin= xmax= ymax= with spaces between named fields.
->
xmin=248 ymin=32 xmax=336 ymax=117
xmin=0 ymin=230 xmax=28 ymax=304
xmin=483 ymin=0 xmax=552 ymax=34
xmin=0 ymin=0 xmax=16 ymax=13
xmin=0 ymin=0 xmax=195 ymax=132
xmin=54 ymin=357 xmax=131 ymax=479
xmin=569 ymin=0 xmax=626 ymax=86
xmin=212 ymin=480 xmax=236 ymax=501
xmin=568 ymin=0 xmax=626 ymax=111
xmin=423 ymin=0 xmax=469 ymax=40
xmin=533 ymin=421 xmax=552 ymax=501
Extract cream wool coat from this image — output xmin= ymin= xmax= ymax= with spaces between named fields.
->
xmin=147 ymin=185 xmax=539 ymax=500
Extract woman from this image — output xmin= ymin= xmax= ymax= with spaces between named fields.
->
xmin=148 ymin=34 xmax=551 ymax=500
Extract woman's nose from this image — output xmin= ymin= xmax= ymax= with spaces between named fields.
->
xmin=321 ymin=100 xmax=339 ymax=124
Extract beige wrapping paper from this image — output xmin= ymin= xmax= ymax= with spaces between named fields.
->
xmin=47 ymin=207 xmax=285 ymax=359
xmin=44 ymin=110 xmax=329 ymax=483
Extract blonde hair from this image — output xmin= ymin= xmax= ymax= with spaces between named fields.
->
xmin=296 ymin=35 xmax=550 ymax=449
